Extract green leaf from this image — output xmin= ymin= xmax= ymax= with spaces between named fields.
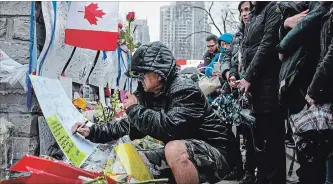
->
xmin=120 ymin=31 xmax=126 ymax=39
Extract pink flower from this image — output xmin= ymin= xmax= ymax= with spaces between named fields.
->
xmin=118 ymin=23 xmax=123 ymax=29
xmin=126 ymin=12 xmax=135 ymax=22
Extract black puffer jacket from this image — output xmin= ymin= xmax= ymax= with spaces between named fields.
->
xmin=221 ymin=29 xmax=244 ymax=81
xmin=308 ymin=4 xmax=333 ymax=103
xmin=240 ymin=1 xmax=282 ymax=114
xmin=86 ymin=41 xmax=240 ymax=165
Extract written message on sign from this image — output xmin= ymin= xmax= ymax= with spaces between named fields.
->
xmin=30 ymin=75 xmax=95 ymax=167
xmin=46 ymin=114 xmax=86 ymax=167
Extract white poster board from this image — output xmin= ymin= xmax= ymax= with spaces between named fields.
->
xmin=30 ymin=75 xmax=95 ymax=167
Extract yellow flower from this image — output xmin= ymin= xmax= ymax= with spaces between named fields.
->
xmin=73 ymin=97 xmax=87 ymax=109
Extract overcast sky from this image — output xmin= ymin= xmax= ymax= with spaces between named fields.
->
xmin=119 ymin=1 xmax=239 ymax=41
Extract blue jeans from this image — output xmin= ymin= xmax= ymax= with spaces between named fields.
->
xmin=327 ymin=156 xmax=333 ymax=184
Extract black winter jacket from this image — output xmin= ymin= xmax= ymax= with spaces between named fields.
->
xmin=240 ymin=2 xmax=282 ymax=114
xmin=86 ymin=41 xmax=240 ymax=165
xmin=276 ymin=2 xmax=326 ymax=113
xmin=308 ymin=4 xmax=333 ymax=103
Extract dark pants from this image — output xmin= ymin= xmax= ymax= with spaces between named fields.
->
xmin=327 ymin=155 xmax=333 ymax=184
xmin=238 ymin=124 xmax=257 ymax=173
xmin=296 ymin=130 xmax=333 ymax=184
xmin=254 ymin=113 xmax=286 ymax=184
xmin=297 ymin=150 xmax=327 ymax=184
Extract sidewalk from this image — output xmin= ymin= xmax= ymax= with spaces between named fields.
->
xmin=215 ymin=146 xmax=300 ymax=184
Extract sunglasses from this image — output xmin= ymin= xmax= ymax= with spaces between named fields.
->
xmin=128 ymin=71 xmax=146 ymax=80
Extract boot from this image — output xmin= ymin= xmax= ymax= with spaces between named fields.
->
xmin=239 ymin=171 xmax=256 ymax=184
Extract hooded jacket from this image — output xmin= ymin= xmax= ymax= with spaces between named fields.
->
xmin=239 ymin=1 xmax=282 ymax=114
xmin=221 ymin=28 xmax=244 ymax=81
xmin=86 ymin=41 xmax=240 ymax=167
xmin=205 ymin=33 xmax=233 ymax=77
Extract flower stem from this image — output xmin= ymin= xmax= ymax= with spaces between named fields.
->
xmin=129 ymin=21 xmax=133 ymax=94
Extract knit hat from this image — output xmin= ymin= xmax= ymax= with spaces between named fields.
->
xmin=218 ymin=33 xmax=233 ymax=44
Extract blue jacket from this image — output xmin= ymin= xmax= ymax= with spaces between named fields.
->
xmin=205 ymin=51 xmax=224 ymax=77
xmin=205 ymin=33 xmax=233 ymax=77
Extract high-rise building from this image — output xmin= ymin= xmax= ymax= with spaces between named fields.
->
xmin=160 ymin=2 xmax=211 ymax=60
xmin=131 ymin=19 xmax=150 ymax=45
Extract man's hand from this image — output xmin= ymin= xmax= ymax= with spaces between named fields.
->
xmin=124 ymin=92 xmax=138 ymax=109
xmin=71 ymin=122 xmax=90 ymax=137
xmin=284 ymin=9 xmax=309 ymax=29
xmin=305 ymin=94 xmax=315 ymax=105
xmin=238 ymin=78 xmax=251 ymax=92
xmin=229 ymin=76 xmax=238 ymax=88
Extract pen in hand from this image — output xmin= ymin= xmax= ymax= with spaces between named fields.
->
xmin=72 ymin=120 xmax=89 ymax=135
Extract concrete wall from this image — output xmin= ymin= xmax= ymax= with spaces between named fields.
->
xmin=0 ymin=2 xmax=44 ymax=178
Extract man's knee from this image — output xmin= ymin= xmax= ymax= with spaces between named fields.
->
xmin=165 ymin=140 xmax=188 ymax=167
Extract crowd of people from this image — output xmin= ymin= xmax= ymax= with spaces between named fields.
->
xmin=71 ymin=1 xmax=333 ymax=184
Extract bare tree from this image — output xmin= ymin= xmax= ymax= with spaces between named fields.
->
xmin=220 ymin=3 xmax=239 ymax=33
xmin=182 ymin=1 xmax=222 ymax=35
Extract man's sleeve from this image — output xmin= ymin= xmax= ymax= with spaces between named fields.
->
xmin=244 ymin=4 xmax=282 ymax=83
xmin=307 ymin=36 xmax=333 ymax=99
xmin=203 ymin=52 xmax=211 ymax=66
xmin=277 ymin=3 xmax=327 ymax=55
xmin=125 ymin=88 xmax=206 ymax=143
xmin=86 ymin=118 xmax=146 ymax=143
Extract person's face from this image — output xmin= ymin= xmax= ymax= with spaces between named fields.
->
xmin=220 ymin=41 xmax=231 ymax=49
xmin=136 ymin=72 xmax=162 ymax=92
xmin=206 ymin=40 xmax=218 ymax=53
xmin=240 ymin=2 xmax=251 ymax=24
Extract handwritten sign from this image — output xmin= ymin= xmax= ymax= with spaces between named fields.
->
xmin=30 ymin=75 xmax=95 ymax=167
xmin=38 ymin=2 xmax=97 ymax=85
xmin=46 ymin=114 xmax=86 ymax=167
xmin=88 ymin=51 xmax=114 ymax=87
xmin=38 ymin=2 xmax=74 ymax=78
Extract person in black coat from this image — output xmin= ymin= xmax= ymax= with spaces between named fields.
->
xmin=220 ymin=2 xmax=257 ymax=184
xmin=72 ymin=41 xmax=242 ymax=184
xmin=236 ymin=1 xmax=286 ymax=184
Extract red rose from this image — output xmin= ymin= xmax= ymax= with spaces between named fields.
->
xmin=126 ymin=12 xmax=135 ymax=22
xmin=118 ymin=23 xmax=123 ymax=29
xmin=104 ymin=87 xmax=111 ymax=97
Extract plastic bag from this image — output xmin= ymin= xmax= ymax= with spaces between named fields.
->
xmin=103 ymin=136 xmax=154 ymax=183
xmin=0 ymin=49 xmax=29 ymax=91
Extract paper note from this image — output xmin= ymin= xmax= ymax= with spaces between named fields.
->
xmin=30 ymin=75 xmax=95 ymax=167
xmin=115 ymin=143 xmax=152 ymax=181
xmin=46 ymin=114 xmax=86 ymax=167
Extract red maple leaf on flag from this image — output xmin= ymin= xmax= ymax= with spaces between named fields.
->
xmin=79 ymin=3 xmax=105 ymax=25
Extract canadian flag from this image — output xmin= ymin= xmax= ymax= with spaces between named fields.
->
xmin=65 ymin=2 xmax=119 ymax=51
